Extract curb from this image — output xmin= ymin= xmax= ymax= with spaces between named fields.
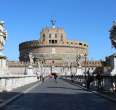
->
xmin=62 ymin=78 xmax=116 ymax=103
xmin=0 ymin=81 xmax=42 ymax=108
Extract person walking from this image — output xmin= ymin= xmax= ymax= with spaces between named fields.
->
xmin=42 ymin=76 xmax=44 ymax=82
xmin=86 ymin=70 xmax=91 ymax=89
xmin=96 ymin=71 xmax=103 ymax=90
xmin=71 ymin=74 xmax=74 ymax=83
xmin=54 ymin=73 xmax=57 ymax=83
xmin=40 ymin=74 xmax=44 ymax=83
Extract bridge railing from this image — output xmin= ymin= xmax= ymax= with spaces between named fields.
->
xmin=62 ymin=75 xmax=116 ymax=92
xmin=0 ymin=75 xmax=40 ymax=92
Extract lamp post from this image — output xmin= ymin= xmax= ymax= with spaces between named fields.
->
xmin=24 ymin=54 xmax=27 ymax=75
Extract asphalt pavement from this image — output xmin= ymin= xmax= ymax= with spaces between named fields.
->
xmin=2 ymin=78 xmax=116 ymax=110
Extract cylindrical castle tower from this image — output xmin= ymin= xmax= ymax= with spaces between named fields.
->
xmin=19 ymin=21 xmax=88 ymax=66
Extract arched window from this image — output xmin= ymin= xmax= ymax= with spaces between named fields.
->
xmin=43 ymin=34 xmax=45 ymax=41
xmin=55 ymin=34 xmax=57 ymax=38
xmin=84 ymin=44 xmax=86 ymax=46
xmin=49 ymin=34 xmax=51 ymax=38
xmin=61 ymin=34 xmax=63 ymax=41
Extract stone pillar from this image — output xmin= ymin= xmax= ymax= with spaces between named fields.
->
xmin=0 ymin=57 xmax=8 ymax=74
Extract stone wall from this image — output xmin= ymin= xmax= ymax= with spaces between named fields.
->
xmin=0 ymin=75 xmax=39 ymax=92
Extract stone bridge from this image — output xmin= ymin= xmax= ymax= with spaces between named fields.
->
xmin=0 ymin=75 xmax=116 ymax=110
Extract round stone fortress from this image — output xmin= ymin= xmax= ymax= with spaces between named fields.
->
xmin=19 ymin=21 xmax=88 ymax=66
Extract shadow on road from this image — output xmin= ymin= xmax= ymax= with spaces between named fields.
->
xmin=1 ymin=90 xmax=116 ymax=110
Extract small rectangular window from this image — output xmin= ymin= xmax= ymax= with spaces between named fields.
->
xmin=61 ymin=34 xmax=63 ymax=41
xmin=84 ymin=44 xmax=86 ymax=46
xmin=49 ymin=34 xmax=51 ymax=38
xmin=49 ymin=40 xmax=52 ymax=44
xmin=52 ymin=40 xmax=54 ymax=44
xmin=55 ymin=34 xmax=57 ymax=38
xmin=55 ymin=40 xmax=57 ymax=43
xmin=79 ymin=43 xmax=82 ymax=45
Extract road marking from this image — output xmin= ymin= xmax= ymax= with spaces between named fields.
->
xmin=23 ymin=82 xmax=41 ymax=93
xmin=0 ymin=81 xmax=41 ymax=108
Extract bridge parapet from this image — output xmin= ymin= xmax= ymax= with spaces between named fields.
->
xmin=0 ymin=75 xmax=39 ymax=92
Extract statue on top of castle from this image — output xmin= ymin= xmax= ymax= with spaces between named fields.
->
xmin=29 ymin=52 xmax=34 ymax=64
xmin=50 ymin=18 xmax=56 ymax=28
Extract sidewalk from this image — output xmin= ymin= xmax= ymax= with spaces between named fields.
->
xmin=0 ymin=80 xmax=41 ymax=108
xmin=62 ymin=78 xmax=116 ymax=103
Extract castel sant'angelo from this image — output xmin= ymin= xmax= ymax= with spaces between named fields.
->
xmin=19 ymin=20 xmax=88 ymax=66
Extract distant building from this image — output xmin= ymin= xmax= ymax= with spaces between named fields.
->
xmin=19 ymin=20 xmax=88 ymax=66
xmin=81 ymin=60 xmax=103 ymax=74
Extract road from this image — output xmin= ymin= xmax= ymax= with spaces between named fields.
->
xmin=3 ymin=78 xmax=116 ymax=110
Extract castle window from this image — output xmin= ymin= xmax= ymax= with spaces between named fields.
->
xmin=61 ymin=34 xmax=63 ymax=41
xmin=49 ymin=40 xmax=52 ymax=44
xmin=52 ymin=40 xmax=54 ymax=44
xmin=55 ymin=40 xmax=57 ymax=43
xmin=43 ymin=34 xmax=45 ymax=41
xmin=84 ymin=44 xmax=86 ymax=46
xmin=49 ymin=34 xmax=51 ymax=38
xmin=43 ymin=33 xmax=45 ymax=37
xmin=55 ymin=34 xmax=57 ymax=38
xmin=79 ymin=43 xmax=82 ymax=45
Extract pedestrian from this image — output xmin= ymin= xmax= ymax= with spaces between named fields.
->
xmin=36 ymin=72 xmax=39 ymax=80
xmin=54 ymin=73 xmax=57 ymax=83
xmin=96 ymin=71 xmax=103 ymax=90
xmin=86 ymin=70 xmax=91 ymax=89
xmin=42 ymin=76 xmax=44 ymax=82
xmin=71 ymin=74 xmax=74 ymax=83
xmin=40 ymin=75 xmax=42 ymax=81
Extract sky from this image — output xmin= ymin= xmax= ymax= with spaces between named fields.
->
xmin=0 ymin=0 xmax=116 ymax=61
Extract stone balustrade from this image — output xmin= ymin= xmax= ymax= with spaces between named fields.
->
xmin=0 ymin=75 xmax=39 ymax=92
xmin=62 ymin=75 xmax=116 ymax=91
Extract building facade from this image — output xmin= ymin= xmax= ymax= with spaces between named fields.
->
xmin=19 ymin=21 xmax=88 ymax=66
